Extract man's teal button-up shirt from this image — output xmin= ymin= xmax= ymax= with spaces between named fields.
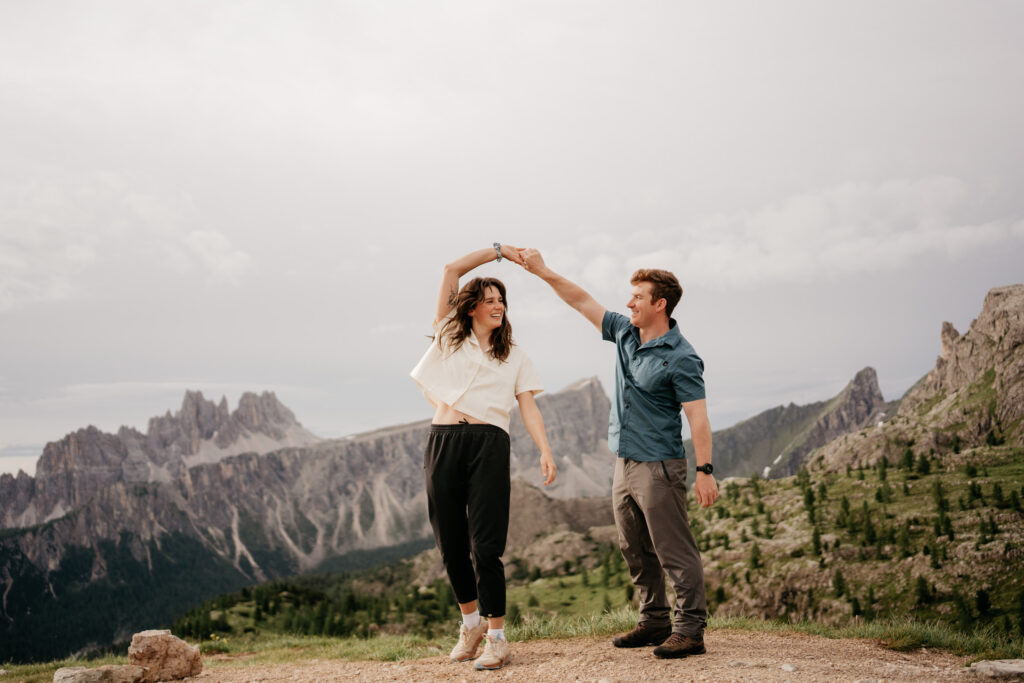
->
xmin=602 ymin=311 xmax=705 ymax=462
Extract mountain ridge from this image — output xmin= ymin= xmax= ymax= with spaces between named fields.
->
xmin=684 ymin=366 xmax=895 ymax=479
xmin=0 ymin=378 xmax=615 ymax=662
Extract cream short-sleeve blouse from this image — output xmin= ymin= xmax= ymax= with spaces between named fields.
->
xmin=410 ymin=324 xmax=543 ymax=433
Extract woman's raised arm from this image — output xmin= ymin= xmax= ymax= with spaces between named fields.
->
xmin=434 ymin=244 xmax=524 ymax=325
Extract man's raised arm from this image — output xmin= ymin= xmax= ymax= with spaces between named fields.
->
xmin=520 ymin=248 xmax=606 ymax=332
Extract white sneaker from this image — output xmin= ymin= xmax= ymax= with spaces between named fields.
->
xmin=473 ymin=634 xmax=511 ymax=670
xmin=449 ymin=621 xmax=488 ymax=662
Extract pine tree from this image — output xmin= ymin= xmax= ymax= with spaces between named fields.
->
xmin=749 ymin=542 xmax=762 ymax=569
xmin=953 ymin=592 xmax=973 ymax=631
xmin=862 ymin=504 xmax=876 ymax=546
xmin=976 ymin=590 xmax=992 ymax=618
xmin=900 ymin=447 xmax=914 ymax=470
xmin=914 ymin=576 xmax=932 ymax=605
xmin=898 ymin=520 xmax=912 ymax=558
xmin=833 ymin=570 xmax=846 ymax=597
xmin=812 ymin=527 xmax=822 ymax=557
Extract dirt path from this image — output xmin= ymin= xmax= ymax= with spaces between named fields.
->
xmin=191 ymin=629 xmax=971 ymax=682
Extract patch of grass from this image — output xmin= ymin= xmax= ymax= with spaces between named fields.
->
xmin=708 ymin=615 xmax=1024 ymax=661
xmin=0 ymin=654 xmax=127 ymax=683
xmin=509 ymin=606 xmax=638 ymax=641
xmin=507 ymin=570 xmax=630 ymax=621
xmin=965 ymin=368 xmax=997 ymax=408
xmin=917 ymin=389 xmax=947 ymax=416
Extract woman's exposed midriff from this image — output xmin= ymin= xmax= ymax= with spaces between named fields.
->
xmin=432 ymin=402 xmax=488 ymax=425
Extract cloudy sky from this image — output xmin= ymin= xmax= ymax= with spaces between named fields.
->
xmin=2 ymin=1 xmax=1023 ymax=477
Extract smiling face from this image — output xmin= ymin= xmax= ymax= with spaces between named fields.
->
xmin=627 ymin=281 xmax=666 ymax=328
xmin=469 ymin=285 xmax=505 ymax=333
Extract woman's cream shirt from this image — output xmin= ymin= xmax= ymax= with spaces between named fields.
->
xmin=410 ymin=324 xmax=543 ymax=433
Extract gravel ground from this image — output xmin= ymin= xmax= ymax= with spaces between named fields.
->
xmin=189 ymin=629 xmax=971 ymax=682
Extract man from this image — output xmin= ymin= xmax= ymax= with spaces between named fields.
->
xmin=520 ymin=248 xmax=718 ymax=659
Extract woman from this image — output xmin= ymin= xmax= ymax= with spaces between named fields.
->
xmin=410 ymin=244 xmax=556 ymax=671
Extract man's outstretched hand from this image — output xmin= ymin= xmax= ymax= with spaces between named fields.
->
xmin=519 ymin=248 xmax=549 ymax=276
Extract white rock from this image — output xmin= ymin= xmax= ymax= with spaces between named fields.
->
xmin=127 ymin=630 xmax=202 ymax=682
xmin=969 ymin=659 xmax=1024 ymax=678
xmin=780 ymin=663 xmax=798 ymax=672
xmin=53 ymin=665 xmax=145 ymax=683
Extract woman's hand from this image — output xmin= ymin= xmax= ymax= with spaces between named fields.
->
xmin=500 ymin=243 xmax=525 ymax=266
xmin=540 ymin=451 xmax=557 ymax=485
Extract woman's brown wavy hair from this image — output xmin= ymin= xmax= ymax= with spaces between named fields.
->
xmin=437 ymin=277 xmax=513 ymax=362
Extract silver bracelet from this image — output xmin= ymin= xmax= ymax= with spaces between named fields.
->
xmin=493 ymin=242 xmax=502 ymax=262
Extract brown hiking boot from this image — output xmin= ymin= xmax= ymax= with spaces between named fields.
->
xmin=611 ymin=622 xmax=672 ymax=648
xmin=653 ymin=633 xmax=706 ymax=659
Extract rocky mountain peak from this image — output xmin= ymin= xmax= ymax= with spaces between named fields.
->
xmin=815 ymin=284 xmax=1024 ymax=473
xmin=0 ymin=390 xmax=319 ymax=530
xmin=940 ymin=321 xmax=960 ymax=359
xmin=700 ymin=365 xmax=894 ymax=479
xmin=233 ymin=391 xmax=296 ymax=437
xmin=902 ymin=283 xmax=1024 ymax=420
xmin=837 ymin=367 xmax=887 ymax=420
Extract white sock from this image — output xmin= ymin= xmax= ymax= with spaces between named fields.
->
xmin=487 ymin=628 xmax=505 ymax=640
xmin=462 ymin=610 xmax=481 ymax=628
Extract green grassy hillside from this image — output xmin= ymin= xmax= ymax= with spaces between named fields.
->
xmin=696 ymin=444 xmax=1024 ymax=636
xmin=162 ymin=444 xmax=1024 ymax=653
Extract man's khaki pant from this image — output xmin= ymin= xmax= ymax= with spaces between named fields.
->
xmin=613 ymin=457 xmax=707 ymax=637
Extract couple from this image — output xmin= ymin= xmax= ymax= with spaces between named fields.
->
xmin=410 ymin=244 xmax=719 ymax=671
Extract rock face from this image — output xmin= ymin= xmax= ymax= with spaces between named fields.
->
xmin=0 ymin=378 xmax=614 ymax=663
xmin=814 ymin=284 xmax=1024 ymax=472
xmin=968 ymin=659 xmax=1024 ymax=678
xmin=128 ymin=630 xmax=202 ymax=682
xmin=509 ymin=377 xmax=614 ymax=498
xmin=52 ymin=666 xmax=145 ymax=683
xmin=0 ymin=391 xmax=320 ymax=530
xmin=686 ymin=367 xmax=894 ymax=479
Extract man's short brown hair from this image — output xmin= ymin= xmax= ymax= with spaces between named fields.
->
xmin=630 ymin=269 xmax=683 ymax=317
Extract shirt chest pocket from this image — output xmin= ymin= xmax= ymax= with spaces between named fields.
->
xmin=631 ymin=355 xmax=670 ymax=394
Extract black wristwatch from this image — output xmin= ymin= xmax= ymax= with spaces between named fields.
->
xmin=695 ymin=463 xmax=714 ymax=475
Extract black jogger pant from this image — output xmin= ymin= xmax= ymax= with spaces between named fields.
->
xmin=424 ymin=423 xmax=510 ymax=618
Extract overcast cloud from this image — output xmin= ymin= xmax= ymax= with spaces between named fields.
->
xmin=2 ymin=1 xmax=1023 ymax=475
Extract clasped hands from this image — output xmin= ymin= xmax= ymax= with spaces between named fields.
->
xmin=497 ymin=245 xmax=548 ymax=276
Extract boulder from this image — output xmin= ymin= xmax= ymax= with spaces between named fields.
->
xmin=969 ymin=659 xmax=1024 ymax=679
xmin=127 ymin=630 xmax=202 ymax=682
xmin=52 ymin=665 xmax=145 ymax=683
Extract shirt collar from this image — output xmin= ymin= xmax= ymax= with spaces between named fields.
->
xmin=631 ymin=318 xmax=681 ymax=349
